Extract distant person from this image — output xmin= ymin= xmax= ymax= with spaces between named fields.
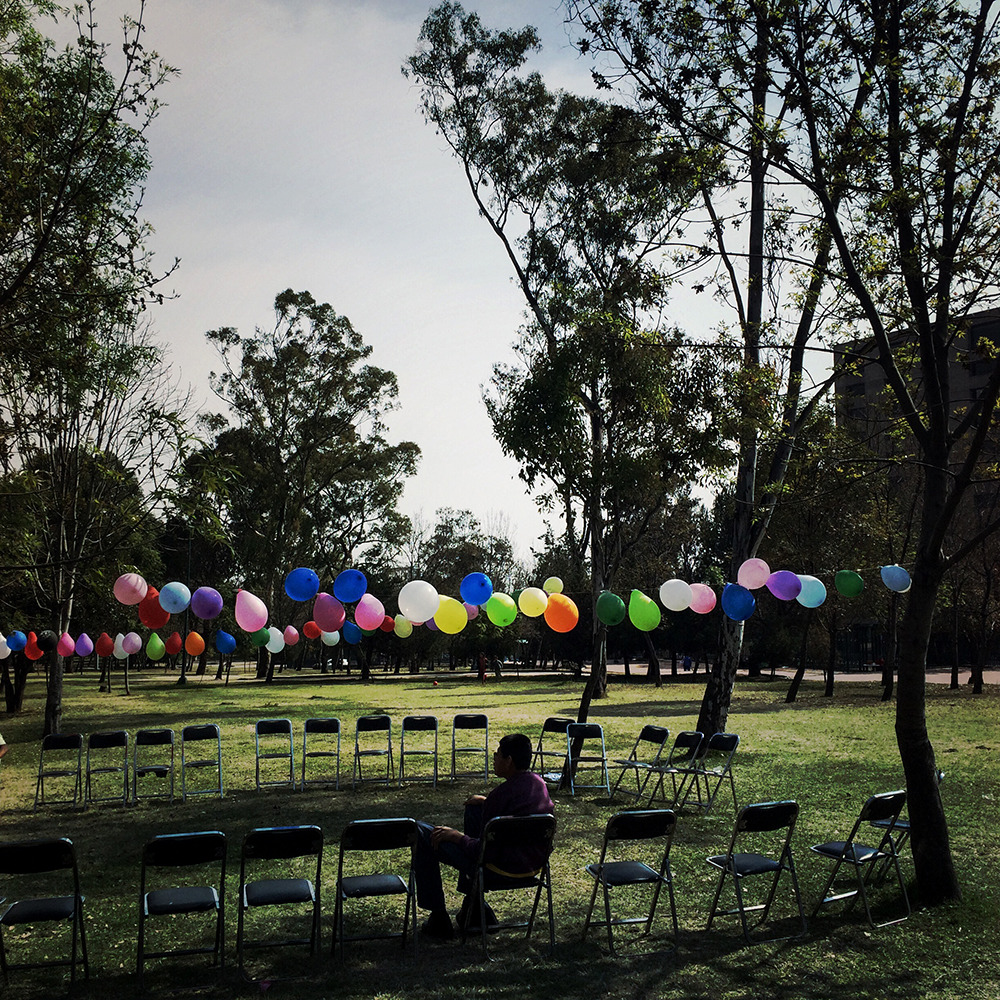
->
xmin=477 ymin=651 xmax=487 ymax=683
xmin=414 ymin=733 xmax=554 ymax=939
xmin=683 ymin=654 xmax=692 ymax=672
xmin=491 ymin=655 xmax=502 ymax=679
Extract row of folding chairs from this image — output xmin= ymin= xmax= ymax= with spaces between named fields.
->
xmin=33 ymin=727 xmax=226 ymax=810
xmin=0 ymin=789 xmax=913 ymax=989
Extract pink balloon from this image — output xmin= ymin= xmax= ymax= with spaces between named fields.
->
xmin=463 ymin=602 xmax=479 ymax=620
xmin=283 ymin=625 xmax=300 ymax=646
xmin=122 ymin=631 xmax=142 ymax=655
xmin=235 ymin=589 xmax=268 ymax=632
xmin=56 ymin=632 xmax=76 ymax=657
xmin=689 ymin=583 xmax=718 ymax=614
xmin=75 ymin=632 xmax=94 ymax=657
xmin=766 ymin=570 xmax=802 ymax=601
xmin=737 ymin=558 xmax=770 ymax=589
xmin=113 ymin=572 xmax=148 ymax=605
xmin=313 ymin=592 xmax=346 ymax=632
xmin=355 ymin=592 xmax=386 ymax=631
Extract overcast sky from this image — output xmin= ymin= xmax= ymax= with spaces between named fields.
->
xmin=73 ymin=0 xmax=601 ymax=562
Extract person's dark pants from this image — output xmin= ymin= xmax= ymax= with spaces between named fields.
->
xmin=414 ymin=802 xmax=483 ymax=912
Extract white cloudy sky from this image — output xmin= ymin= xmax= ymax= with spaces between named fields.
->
xmin=72 ymin=0 xmax=603 ymax=560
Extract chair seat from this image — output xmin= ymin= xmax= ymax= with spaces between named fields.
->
xmin=708 ymin=851 xmax=784 ymax=877
xmin=339 ymin=873 xmax=408 ymax=899
xmin=145 ymin=886 xmax=219 ymax=916
xmin=244 ymin=878 xmax=315 ymax=908
xmin=811 ymin=841 xmax=883 ymax=864
xmin=136 ymin=766 xmax=171 ymax=778
xmin=586 ymin=860 xmax=662 ymax=887
xmin=2 ymin=895 xmax=77 ymax=924
xmin=185 ymin=758 xmax=218 ymax=768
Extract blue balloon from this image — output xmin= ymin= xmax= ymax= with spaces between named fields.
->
xmin=5 ymin=630 xmax=27 ymax=652
xmin=214 ymin=630 xmax=237 ymax=655
xmin=721 ymin=583 xmax=756 ymax=621
xmin=333 ymin=569 xmax=367 ymax=604
xmin=285 ymin=567 xmax=320 ymax=602
xmin=158 ymin=581 xmax=191 ymax=614
xmin=880 ymin=564 xmax=912 ymax=593
xmin=342 ymin=620 xmax=362 ymax=644
xmin=459 ymin=572 xmax=494 ymax=606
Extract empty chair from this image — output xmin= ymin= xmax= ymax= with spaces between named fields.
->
xmin=398 ymin=715 xmax=439 ymax=787
xmin=33 ymin=732 xmax=83 ymax=811
xmin=85 ymin=729 xmax=129 ymax=807
xmin=566 ymin=722 xmax=610 ymax=797
xmin=531 ymin=717 xmax=574 ymax=784
xmin=451 ymin=714 xmax=490 ymax=782
xmin=137 ymin=830 xmax=227 ymax=989
xmin=0 ymin=837 xmax=88 ymax=984
xmin=582 ymin=809 xmax=678 ymax=956
xmin=608 ymin=725 xmax=671 ymax=802
xmin=645 ymin=731 xmax=704 ymax=808
xmin=254 ymin=719 xmax=295 ymax=791
xmin=706 ymin=799 xmax=807 ymax=945
xmin=301 ymin=718 xmax=342 ymax=789
xmin=181 ymin=725 xmax=224 ymax=802
xmin=352 ymin=715 xmax=394 ymax=789
xmin=810 ymin=789 xmax=910 ymax=928
xmin=132 ymin=728 xmax=175 ymax=804
xmin=333 ymin=817 xmax=418 ymax=960
xmin=237 ymin=825 xmax=324 ymax=980
xmin=460 ymin=813 xmax=556 ymax=960
xmin=677 ymin=732 xmax=740 ymax=815
xmin=868 ymin=770 xmax=944 ymax=876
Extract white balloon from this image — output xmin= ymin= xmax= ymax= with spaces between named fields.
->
xmin=321 ymin=629 xmax=340 ymax=646
xmin=659 ymin=579 xmax=693 ymax=612
xmin=265 ymin=625 xmax=285 ymax=653
xmin=398 ymin=579 xmax=440 ymax=623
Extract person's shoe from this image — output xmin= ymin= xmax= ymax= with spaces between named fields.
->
xmin=421 ymin=910 xmax=455 ymax=940
xmin=458 ymin=897 xmax=499 ymax=930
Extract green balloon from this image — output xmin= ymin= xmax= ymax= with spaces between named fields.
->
xmin=250 ymin=626 xmax=270 ymax=647
xmin=628 ymin=590 xmax=661 ymax=632
xmin=486 ymin=592 xmax=517 ymax=627
xmin=145 ymin=632 xmax=165 ymax=660
xmin=596 ymin=590 xmax=626 ymax=626
xmin=835 ymin=570 xmax=865 ymax=598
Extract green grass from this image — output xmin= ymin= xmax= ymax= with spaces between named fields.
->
xmin=0 ymin=665 xmax=997 ymax=999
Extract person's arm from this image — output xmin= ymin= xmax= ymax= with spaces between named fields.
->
xmin=0 ymin=743 xmax=8 ymax=760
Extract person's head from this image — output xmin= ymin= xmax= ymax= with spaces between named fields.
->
xmin=496 ymin=733 xmax=532 ymax=772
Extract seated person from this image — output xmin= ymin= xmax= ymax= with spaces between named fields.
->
xmin=415 ymin=732 xmax=554 ymax=938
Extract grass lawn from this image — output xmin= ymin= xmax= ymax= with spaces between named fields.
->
xmin=0 ymin=663 xmax=997 ymax=999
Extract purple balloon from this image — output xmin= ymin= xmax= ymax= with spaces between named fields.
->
xmin=75 ymin=632 xmax=95 ymax=657
xmin=766 ymin=570 xmax=802 ymax=601
xmin=190 ymin=586 xmax=224 ymax=620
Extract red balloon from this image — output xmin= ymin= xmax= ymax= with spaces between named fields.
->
xmin=164 ymin=630 xmax=183 ymax=655
xmin=379 ymin=615 xmax=395 ymax=632
xmin=25 ymin=631 xmax=43 ymax=660
xmin=138 ymin=585 xmax=171 ymax=629
xmin=302 ymin=620 xmax=321 ymax=639
xmin=95 ymin=632 xmax=115 ymax=657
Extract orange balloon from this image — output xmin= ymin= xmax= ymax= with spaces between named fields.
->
xmin=184 ymin=631 xmax=206 ymax=656
xmin=543 ymin=593 xmax=579 ymax=633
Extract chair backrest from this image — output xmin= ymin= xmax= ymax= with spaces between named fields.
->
xmin=737 ymin=799 xmax=799 ymax=834
xmin=143 ymin=830 xmax=226 ymax=868
xmin=183 ymin=724 xmax=220 ymax=743
xmin=304 ymin=718 xmax=341 ymax=736
xmin=568 ymin=722 xmax=603 ymax=742
xmin=136 ymin=728 xmax=174 ymax=748
xmin=705 ymin=732 xmax=739 ymax=756
xmin=402 ymin=715 xmax=437 ymax=733
xmin=243 ymin=825 xmax=323 ymax=861
xmin=637 ymin=725 xmax=670 ymax=748
xmin=668 ymin=730 xmax=703 ymax=761
xmin=479 ymin=814 xmax=556 ymax=873
xmin=454 ymin=713 xmax=488 ymax=731
xmin=42 ymin=732 xmax=83 ymax=753
xmin=256 ymin=719 xmax=292 ymax=738
xmin=860 ymin=789 xmax=906 ymax=825
xmin=605 ymin=808 xmax=677 ymax=842
xmin=340 ymin=817 xmax=417 ymax=853
xmin=88 ymin=730 xmax=128 ymax=751
xmin=0 ymin=837 xmax=77 ymax=875
xmin=356 ymin=714 xmax=391 ymax=733
xmin=540 ymin=716 xmax=574 ymax=736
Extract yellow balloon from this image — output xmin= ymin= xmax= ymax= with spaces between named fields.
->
xmin=518 ymin=586 xmax=548 ymax=617
xmin=434 ymin=595 xmax=468 ymax=635
xmin=542 ymin=576 xmax=564 ymax=594
xmin=393 ymin=614 xmax=413 ymax=638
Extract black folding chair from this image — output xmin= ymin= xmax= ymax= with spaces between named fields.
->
xmin=132 ymin=728 xmax=175 ymax=803
xmin=254 ymin=719 xmax=295 ymax=790
xmin=85 ymin=729 xmax=129 ymax=807
xmin=237 ymin=825 xmax=324 ymax=980
xmin=531 ymin=717 xmax=574 ymax=785
xmin=609 ymin=725 xmax=670 ymax=802
xmin=137 ymin=830 xmax=227 ymax=989
xmin=646 ymin=731 xmax=704 ymax=808
xmin=333 ymin=817 xmax=418 ymax=961
xmin=460 ymin=813 xmax=556 ymax=961
xmin=33 ymin=733 xmax=83 ymax=811
xmin=811 ymin=789 xmax=910 ymax=928
xmin=567 ymin=722 xmax=610 ymax=797
xmin=678 ymin=732 xmax=740 ymax=815
xmin=706 ymin=800 xmax=807 ymax=945
xmin=0 ymin=837 xmax=88 ymax=983
xmin=582 ymin=809 xmax=678 ymax=956
xmin=301 ymin=718 xmax=342 ymax=789
xmin=181 ymin=724 xmax=224 ymax=801
xmin=451 ymin=714 xmax=489 ymax=782
xmin=398 ymin=715 xmax=439 ymax=787
xmin=352 ymin=715 xmax=394 ymax=789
